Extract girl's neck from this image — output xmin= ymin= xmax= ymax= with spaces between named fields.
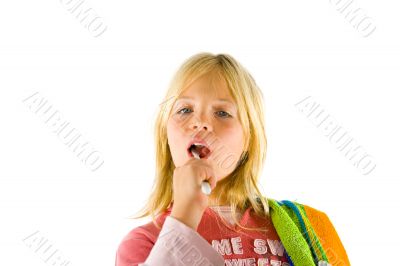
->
xmin=207 ymin=193 xmax=229 ymax=207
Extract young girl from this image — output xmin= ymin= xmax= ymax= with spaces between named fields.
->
xmin=115 ymin=53 xmax=350 ymax=266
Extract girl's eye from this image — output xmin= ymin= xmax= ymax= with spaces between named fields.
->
xmin=176 ymin=107 xmax=231 ymax=118
xmin=177 ymin=107 xmax=192 ymax=114
xmin=216 ymin=110 xmax=231 ymax=118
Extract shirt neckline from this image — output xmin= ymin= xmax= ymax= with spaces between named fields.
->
xmin=161 ymin=204 xmax=252 ymax=232
xmin=206 ymin=205 xmax=251 ymax=231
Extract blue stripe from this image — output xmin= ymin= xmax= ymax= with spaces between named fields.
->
xmin=285 ymin=252 xmax=294 ymax=266
xmin=280 ymin=200 xmax=318 ymax=264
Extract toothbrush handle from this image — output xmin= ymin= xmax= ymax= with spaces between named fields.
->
xmin=192 ymin=151 xmax=212 ymax=195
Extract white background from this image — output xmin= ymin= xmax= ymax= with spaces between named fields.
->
xmin=1 ymin=0 xmax=399 ymax=265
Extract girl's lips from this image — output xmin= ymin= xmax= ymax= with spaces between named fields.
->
xmin=186 ymin=138 xmax=210 ymax=150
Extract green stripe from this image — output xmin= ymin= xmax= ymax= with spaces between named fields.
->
xmin=297 ymin=203 xmax=329 ymax=262
xmin=268 ymin=199 xmax=315 ymax=266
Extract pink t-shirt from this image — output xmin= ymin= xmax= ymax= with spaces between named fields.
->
xmin=116 ymin=206 xmax=291 ymax=266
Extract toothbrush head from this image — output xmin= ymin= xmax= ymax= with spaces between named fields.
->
xmin=192 ymin=149 xmax=201 ymax=160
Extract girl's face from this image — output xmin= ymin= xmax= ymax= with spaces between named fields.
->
xmin=167 ymin=73 xmax=245 ymax=182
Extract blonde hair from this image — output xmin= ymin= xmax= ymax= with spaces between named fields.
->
xmin=131 ymin=52 xmax=270 ymax=232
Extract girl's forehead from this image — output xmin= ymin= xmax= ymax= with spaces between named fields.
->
xmin=178 ymin=74 xmax=234 ymax=103
xmin=174 ymin=96 xmax=236 ymax=108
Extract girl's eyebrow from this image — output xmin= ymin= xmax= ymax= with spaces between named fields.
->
xmin=175 ymin=97 xmax=235 ymax=105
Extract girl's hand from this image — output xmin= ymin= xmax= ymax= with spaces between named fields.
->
xmin=170 ymin=157 xmax=217 ymax=230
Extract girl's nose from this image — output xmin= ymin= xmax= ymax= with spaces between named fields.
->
xmin=191 ymin=115 xmax=213 ymax=132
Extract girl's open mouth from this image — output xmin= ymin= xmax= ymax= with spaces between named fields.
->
xmin=187 ymin=143 xmax=211 ymax=159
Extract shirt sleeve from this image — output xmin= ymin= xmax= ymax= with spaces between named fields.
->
xmin=115 ymin=216 xmax=225 ymax=266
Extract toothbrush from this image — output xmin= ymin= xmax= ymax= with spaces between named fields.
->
xmin=191 ymin=149 xmax=212 ymax=195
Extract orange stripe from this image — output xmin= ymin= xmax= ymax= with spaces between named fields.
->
xmin=303 ymin=205 xmax=351 ymax=266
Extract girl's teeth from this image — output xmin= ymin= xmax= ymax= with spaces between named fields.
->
xmin=193 ymin=143 xmax=205 ymax=147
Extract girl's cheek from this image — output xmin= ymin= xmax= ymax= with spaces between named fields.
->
xmin=220 ymin=121 xmax=240 ymax=132
xmin=169 ymin=121 xmax=188 ymax=139
xmin=171 ymin=114 xmax=192 ymax=128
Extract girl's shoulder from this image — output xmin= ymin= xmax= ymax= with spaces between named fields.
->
xmin=119 ymin=211 xmax=169 ymax=244
xmin=266 ymin=198 xmax=328 ymax=219
xmin=117 ymin=221 xmax=160 ymax=252
xmin=269 ymin=198 xmax=351 ymax=265
xmin=267 ymin=198 xmax=337 ymax=237
xmin=116 ymin=215 xmax=168 ymax=265
xmin=292 ymin=200 xmax=329 ymax=220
